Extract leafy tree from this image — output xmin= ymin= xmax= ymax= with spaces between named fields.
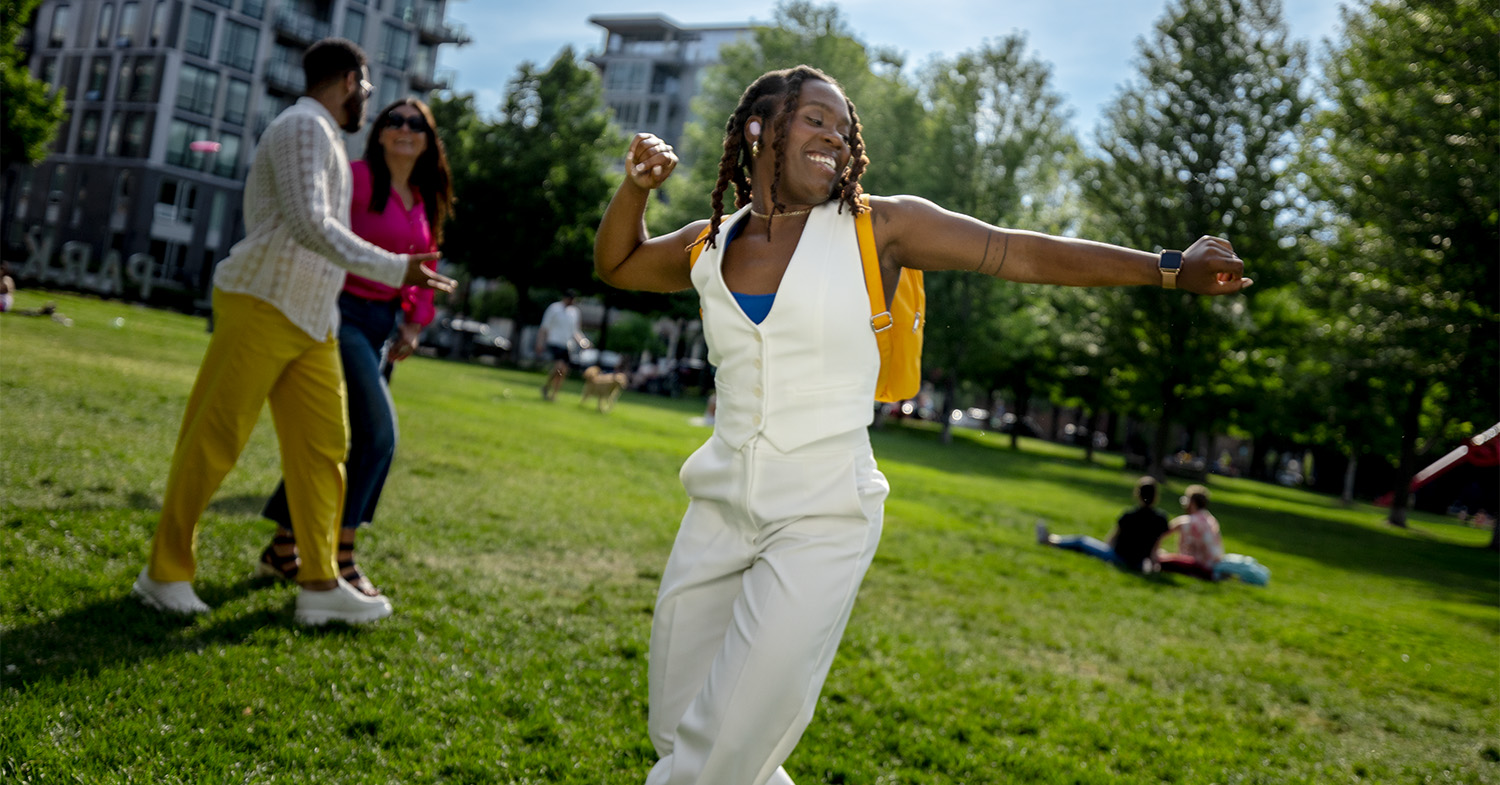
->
xmin=1 ymin=0 xmax=66 ymax=234
xmin=432 ymin=48 xmax=623 ymax=335
xmin=1079 ymin=0 xmax=1308 ymax=477
xmin=915 ymin=36 xmax=1079 ymax=445
xmin=1301 ymin=0 xmax=1499 ymax=525
xmin=0 ymin=0 xmax=64 ymax=165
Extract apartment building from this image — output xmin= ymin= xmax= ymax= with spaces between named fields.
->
xmin=7 ymin=0 xmax=468 ymax=308
xmin=586 ymin=14 xmax=750 ymax=153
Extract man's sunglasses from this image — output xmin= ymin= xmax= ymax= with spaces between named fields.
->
xmin=384 ymin=113 xmax=429 ymax=133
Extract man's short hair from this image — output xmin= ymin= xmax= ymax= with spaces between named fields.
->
xmin=303 ymin=38 xmax=367 ymax=91
xmin=1184 ymin=483 xmax=1210 ymax=510
xmin=1134 ymin=476 xmax=1158 ymax=507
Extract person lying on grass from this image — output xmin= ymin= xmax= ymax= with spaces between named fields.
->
xmin=594 ymin=64 xmax=1251 ymax=785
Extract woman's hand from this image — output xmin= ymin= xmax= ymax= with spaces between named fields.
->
xmin=625 ymin=133 xmax=677 ymax=191
xmin=1178 ymin=236 xmax=1253 ymax=295
xmin=389 ymin=321 xmax=423 ymax=361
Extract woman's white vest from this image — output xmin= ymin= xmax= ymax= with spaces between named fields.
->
xmin=692 ymin=201 xmax=880 ymax=453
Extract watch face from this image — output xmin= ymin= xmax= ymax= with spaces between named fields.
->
xmin=1160 ymin=251 xmax=1183 ymax=271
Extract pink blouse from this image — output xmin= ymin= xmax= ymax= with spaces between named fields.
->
xmin=342 ymin=160 xmax=437 ymax=327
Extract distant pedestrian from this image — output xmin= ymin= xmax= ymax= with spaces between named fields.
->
xmin=536 ymin=289 xmax=590 ymax=401
xmin=130 ymin=38 xmax=453 ymax=625
xmin=1037 ymin=476 xmax=1173 ymax=572
xmin=257 ymin=97 xmax=455 ymax=598
xmin=1158 ymin=484 xmax=1225 ymax=580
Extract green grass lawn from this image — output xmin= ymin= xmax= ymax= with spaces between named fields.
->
xmin=3 ymin=291 xmax=1496 ymax=784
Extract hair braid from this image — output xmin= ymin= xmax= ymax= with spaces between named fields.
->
xmin=837 ymin=97 xmax=869 ymax=215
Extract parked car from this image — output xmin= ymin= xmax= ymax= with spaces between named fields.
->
xmin=421 ymin=317 xmax=511 ymax=360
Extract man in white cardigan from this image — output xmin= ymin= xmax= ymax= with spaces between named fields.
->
xmin=132 ymin=38 xmax=454 ymax=625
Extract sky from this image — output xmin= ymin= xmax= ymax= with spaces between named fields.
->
xmin=435 ymin=0 xmax=1350 ymax=138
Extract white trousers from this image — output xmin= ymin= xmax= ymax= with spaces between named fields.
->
xmin=645 ymin=429 xmax=889 ymax=785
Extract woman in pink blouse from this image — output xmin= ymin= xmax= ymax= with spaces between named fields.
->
xmin=258 ymin=98 xmax=454 ymax=595
xmin=1159 ymin=483 xmax=1226 ymax=580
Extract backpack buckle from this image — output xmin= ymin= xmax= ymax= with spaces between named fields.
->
xmin=870 ymin=311 xmax=894 ymax=333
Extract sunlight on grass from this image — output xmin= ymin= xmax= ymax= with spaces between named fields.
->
xmin=2 ymin=293 xmax=1496 ymax=784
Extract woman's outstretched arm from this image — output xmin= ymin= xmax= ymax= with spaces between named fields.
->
xmin=869 ymin=194 xmax=1252 ymax=295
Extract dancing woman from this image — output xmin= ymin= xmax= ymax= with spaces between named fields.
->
xmin=595 ymin=65 xmax=1250 ymax=785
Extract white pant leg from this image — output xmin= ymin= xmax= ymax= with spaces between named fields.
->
xmin=647 ymin=434 xmax=887 ymax=785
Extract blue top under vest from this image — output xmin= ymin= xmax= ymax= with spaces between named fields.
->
xmin=723 ymin=218 xmax=776 ymax=324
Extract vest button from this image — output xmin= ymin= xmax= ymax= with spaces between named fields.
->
xmin=752 ymin=415 xmax=762 ymax=426
xmin=754 ymin=386 xmax=763 ymax=397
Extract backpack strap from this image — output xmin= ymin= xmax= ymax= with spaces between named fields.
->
xmin=854 ymin=195 xmax=892 ymax=332
xmin=688 ymin=224 xmax=712 ymax=268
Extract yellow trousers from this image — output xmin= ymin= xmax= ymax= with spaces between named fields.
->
xmin=148 ymin=289 xmax=348 ymax=583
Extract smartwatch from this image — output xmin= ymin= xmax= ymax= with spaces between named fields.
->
xmin=1159 ymin=250 xmax=1183 ymax=289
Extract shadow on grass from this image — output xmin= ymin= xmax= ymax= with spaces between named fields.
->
xmin=875 ymin=422 xmax=1499 ymax=607
xmin=2 ymin=577 xmax=360 ymax=691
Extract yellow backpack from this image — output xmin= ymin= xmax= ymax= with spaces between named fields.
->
xmin=688 ymin=196 xmax=925 ymax=403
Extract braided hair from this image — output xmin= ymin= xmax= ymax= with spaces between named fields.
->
xmin=699 ymin=65 xmax=870 ymax=250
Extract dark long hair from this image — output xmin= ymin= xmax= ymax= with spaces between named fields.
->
xmin=363 ymin=98 xmax=454 ymax=246
xmin=699 ymin=65 xmax=869 ymax=250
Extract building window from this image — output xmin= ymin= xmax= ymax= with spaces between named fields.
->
xmin=205 ymin=0 xmax=230 ymax=6
xmin=71 ymin=172 xmax=89 ymax=227
xmin=214 ymin=133 xmax=241 ymax=179
xmin=342 ymin=9 xmax=365 ymax=44
xmin=184 ymin=8 xmax=215 ymax=57
xmin=378 ymin=23 xmax=410 ymax=69
xmin=219 ymin=20 xmax=258 ymax=72
xmin=129 ymin=56 xmax=157 ymax=102
xmin=87 ymin=55 xmax=111 ymax=101
xmin=39 ymin=57 xmax=59 ymax=94
xmin=49 ymin=5 xmax=72 ymax=47
xmin=224 ymin=78 xmax=250 ymax=125
xmin=605 ymin=61 xmax=649 ymax=92
xmin=646 ymin=102 xmax=660 ymax=125
xmin=610 ymin=102 xmax=641 ymax=126
xmin=167 ymin=119 xmax=212 ymax=169
xmin=78 ymin=111 xmax=103 ymax=155
xmin=117 ymin=2 xmax=140 ymax=46
xmin=176 ymin=63 xmax=218 ymax=115
xmin=124 ymin=113 xmax=150 ymax=157
xmin=97 ymin=4 xmax=115 ymax=46
xmin=107 ymin=113 xmax=125 ymax=155
xmin=150 ymin=0 xmax=170 ymax=45
xmin=157 ymin=179 xmax=198 ymax=224
xmin=372 ymin=72 xmax=398 ymax=109
xmin=241 ymin=0 xmax=264 ymax=19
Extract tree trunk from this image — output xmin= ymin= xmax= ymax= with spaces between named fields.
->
xmin=1341 ymin=453 xmax=1358 ymax=506
xmin=939 ymin=374 xmax=956 ymax=445
xmin=1010 ymin=383 xmax=1032 ymax=451
xmin=1083 ymin=408 xmax=1098 ymax=463
xmin=1488 ymin=520 xmax=1499 ymax=551
xmin=1150 ymin=415 xmax=1171 ymax=482
xmin=1250 ymin=436 xmax=1272 ymax=482
xmin=1387 ymin=378 xmax=1429 ymax=528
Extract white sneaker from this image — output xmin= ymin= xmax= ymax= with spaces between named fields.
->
xmin=1035 ymin=520 xmax=1050 ymax=544
xmin=294 ymin=578 xmax=393 ymax=626
xmin=131 ymin=568 xmax=210 ymax=615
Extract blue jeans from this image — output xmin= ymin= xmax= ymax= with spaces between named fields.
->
xmin=264 ymin=292 xmax=400 ymax=530
xmin=1051 ymin=535 xmax=1123 ymax=566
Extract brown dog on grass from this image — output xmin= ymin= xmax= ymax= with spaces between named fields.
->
xmin=580 ymin=366 xmax=628 ymax=413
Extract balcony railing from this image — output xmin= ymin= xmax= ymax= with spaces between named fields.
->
xmin=264 ymin=59 xmax=305 ymax=95
xmin=273 ymin=7 xmax=331 ymax=45
xmin=417 ymin=7 xmax=472 ymax=45
xmin=411 ymin=67 xmax=455 ymax=92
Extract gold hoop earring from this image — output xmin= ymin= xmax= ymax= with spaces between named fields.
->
xmin=751 ymin=140 xmax=760 ymax=158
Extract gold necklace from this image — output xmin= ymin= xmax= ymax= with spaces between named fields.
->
xmin=750 ymin=207 xmax=812 ymax=219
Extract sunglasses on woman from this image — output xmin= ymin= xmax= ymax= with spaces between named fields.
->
xmin=384 ymin=112 xmax=429 ymax=133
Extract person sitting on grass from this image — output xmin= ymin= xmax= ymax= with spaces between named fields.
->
xmin=1157 ymin=483 xmax=1225 ymax=580
xmin=1036 ymin=476 xmax=1172 ymax=572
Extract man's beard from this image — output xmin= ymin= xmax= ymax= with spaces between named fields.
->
xmin=340 ymin=90 xmax=367 ymax=133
